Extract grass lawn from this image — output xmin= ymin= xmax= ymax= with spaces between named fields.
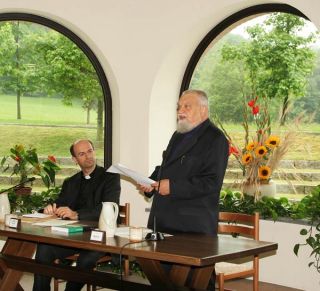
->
xmin=0 ymin=94 xmax=97 ymax=126
xmin=0 ymin=125 xmax=104 ymax=157
xmin=0 ymin=94 xmax=103 ymax=158
xmin=0 ymin=94 xmax=319 ymax=160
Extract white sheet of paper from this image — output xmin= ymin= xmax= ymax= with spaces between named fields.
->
xmin=22 ymin=213 xmax=52 ymax=218
xmin=107 ymin=163 xmax=155 ymax=186
xmin=33 ymin=219 xmax=78 ymax=227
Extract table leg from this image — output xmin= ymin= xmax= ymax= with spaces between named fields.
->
xmin=189 ymin=265 xmax=215 ymax=290
xmin=136 ymin=258 xmax=175 ymax=290
xmin=169 ymin=264 xmax=191 ymax=286
xmin=0 ymin=238 xmax=36 ymax=291
xmin=137 ymin=257 xmax=213 ymax=290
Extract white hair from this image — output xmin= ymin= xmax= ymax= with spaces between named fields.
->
xmin=181 ymin=89 xmax=208 ymax=107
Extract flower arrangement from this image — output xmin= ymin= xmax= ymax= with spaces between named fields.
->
xmin=1 ymin=144 xmax=61 ymax=189
xmin=219 ymin=95 xmax=295 ymax=200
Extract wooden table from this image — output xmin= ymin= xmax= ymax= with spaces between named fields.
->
xmin=0 ymin=222 xmax=278 ymax=290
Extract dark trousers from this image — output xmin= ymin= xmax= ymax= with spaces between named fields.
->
xmin=32 ymin=243 xmax=105 ymax=291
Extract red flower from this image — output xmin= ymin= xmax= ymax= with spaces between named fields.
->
xmin=14 ymin=156 xmax=21 ymax=162
xmin=48 ymin=155 xmax=57 ymax=163
xmin=252 ymin=105 xmax=259 ymax=115
xmin=248 ymin=96 xmax=258 ymax=108
xmin=248 ymin=99 xmax=255 ymax=107
xmin=229 ymin=145 xmax=239 ymax=156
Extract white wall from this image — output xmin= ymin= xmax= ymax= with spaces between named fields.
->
xmin=0 ymin=0 xmax=320 ymax=288
xmin=260 ymin=220 xmax=320 ymax=291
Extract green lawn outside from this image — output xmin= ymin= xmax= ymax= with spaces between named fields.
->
xmin=0 ymin=125 xmax=104 ymax=158
xmin=0 ymin=94 xmax=319 ymax=160
xmin=0 ymin=94 xmax=97 ymax=126
xmin=0 ymin=94 xmax=102 ymax=158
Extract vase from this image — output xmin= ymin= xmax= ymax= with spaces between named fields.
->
xmin=0 ymin=193 xmax=11 ymax=222
xmin=243 ymin=180 xmax=277 ymax=198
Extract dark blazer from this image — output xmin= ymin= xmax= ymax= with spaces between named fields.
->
xmin=147 ymin=119 xmax=229 ymax=235
xmin=55 ymin=166 xmax=120 ymax=221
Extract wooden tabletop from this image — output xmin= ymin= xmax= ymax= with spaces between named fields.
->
xmin=0 ymin=222 xmax=278 ymax=267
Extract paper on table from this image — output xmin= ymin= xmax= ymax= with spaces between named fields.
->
xmin=107 ymin=163 xmax=155 ymax=186
xmin=33 ymin=219 xmax=78 ymax=227
xmin=22 ymin=213 xmax=52 ymax=218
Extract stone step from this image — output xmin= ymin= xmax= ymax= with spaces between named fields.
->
xmin=227 ymin=159 xmax=320 ymax=169
xmin=223 ymin=178 xmax=318 ymax=195
xmin=0 ymin=175 xmax=67 ymax=187
xmin=225 ymin=168 xmax=320 ymax=182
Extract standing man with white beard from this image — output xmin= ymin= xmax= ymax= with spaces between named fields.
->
xmin=138 ymin=89 xmax=229 ymax=236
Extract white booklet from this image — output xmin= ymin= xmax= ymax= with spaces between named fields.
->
xmin=33 ymin=219 xmax=78 ymax=227
xmin=107 ymin=163 xmax=155 ymax=186
xmin=22 ymin=213 xmax=52 ymax=219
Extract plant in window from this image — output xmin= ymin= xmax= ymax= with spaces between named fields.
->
xmin=294 ymin=185 xmax=320 ymax=274
xmin=217 ymin=95 xmax=295 ymax=200
xmin=1 ymin=144 xmax=61 ymax=189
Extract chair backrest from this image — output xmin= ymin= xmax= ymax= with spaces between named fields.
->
xmin=218 ymin=212 xmax=259 ymax=240
xmin=119 ymin=203 xmax=130 ymax=226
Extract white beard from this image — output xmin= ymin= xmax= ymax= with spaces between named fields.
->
xmin=176 ymin=119 xmax=196 ymax=133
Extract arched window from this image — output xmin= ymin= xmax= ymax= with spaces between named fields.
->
xmin=181 ymin=4 xmax=320 ymax=199
xmin=0 ymin=13 xmax=112 ymax=167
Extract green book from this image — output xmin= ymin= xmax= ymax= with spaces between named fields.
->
xmin=51 ymin=225 xmax=84 ymax=234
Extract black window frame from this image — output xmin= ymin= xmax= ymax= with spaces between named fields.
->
xmin=0 ymin=12 xmax=113 ymax=167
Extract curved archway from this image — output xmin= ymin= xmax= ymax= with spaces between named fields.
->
xmin=0 ymin=12 xmax=113 ymax=166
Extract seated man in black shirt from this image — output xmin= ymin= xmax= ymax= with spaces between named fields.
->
xmin=33 ymin=139 xmax=120 ymax=291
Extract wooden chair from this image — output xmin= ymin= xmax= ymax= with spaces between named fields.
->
xmin=53 ymin=203 xmax=130 ymax=291
xmin=215 ymin=212 xmax=260 ymax=291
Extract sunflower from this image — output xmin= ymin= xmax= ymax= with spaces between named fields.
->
xmin=265 ymin=135 xmax=280 ymax=148
xmin=242 ymin=153 xmax=253 ymax=165
xmin=258 ymin=166 xmax=271 ymax=180
xmin=255 ymin=146 xmax=268 ymax=157
xmin=246 ymin=141 xmax=258 ymax=151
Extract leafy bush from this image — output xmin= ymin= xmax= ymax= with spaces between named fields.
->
xmin=293 ymin=186 xmax=320 ymax=274
xmin=8 ymin=186 xmax=61 ymax=213
xmin=219 ymin=189 xmax=297 ymax=220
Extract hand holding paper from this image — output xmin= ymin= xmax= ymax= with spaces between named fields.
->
xmin=107 ymin=163 xmax=155 ymax=186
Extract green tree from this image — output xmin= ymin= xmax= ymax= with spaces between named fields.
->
xmin=191 ymin=34 xmax=247 ymax=122
xmin=221 ymin=13 xmax=316 ymax=125
xmin=35 ymin=31 xmax=104 ymax=140
xmin=0 ymin=21 xmax=40 ymax=119
xmin=295 ymin=48 xmax=320 ymax=123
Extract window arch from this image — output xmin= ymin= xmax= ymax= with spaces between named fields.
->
xmin=180 ymin=3 xmax=308 ymax=93
xmin=0 ymin=12 xmax=113 ymax=167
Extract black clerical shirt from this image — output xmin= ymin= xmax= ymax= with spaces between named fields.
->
xmin=74 ymin=167 xmax=98 ymax=211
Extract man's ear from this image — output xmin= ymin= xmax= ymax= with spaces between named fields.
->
xmin=72 ymin=156 xmax=78 ymax=165
xmin=201 ymin=105 xmax=209 ymax=119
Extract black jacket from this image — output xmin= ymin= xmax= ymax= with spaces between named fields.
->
xmin=147 ymin=119 xmax=228 ymax=235
xmin=55 ymin=166 xmax=120 ymax=221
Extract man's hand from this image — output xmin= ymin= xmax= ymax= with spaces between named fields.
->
xmin=43 ymin=203 xmax=57 ymax=215
xmin=152 ymin=179 xmax=170 ymax=196
xmin=137 ymin=184 xmax=155 ymax=193
xmin=55 ymin=206 xmax=78 ymax=220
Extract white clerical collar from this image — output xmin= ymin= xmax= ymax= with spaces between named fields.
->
xmin=84 ymin=175 xmax=91 ymax=180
